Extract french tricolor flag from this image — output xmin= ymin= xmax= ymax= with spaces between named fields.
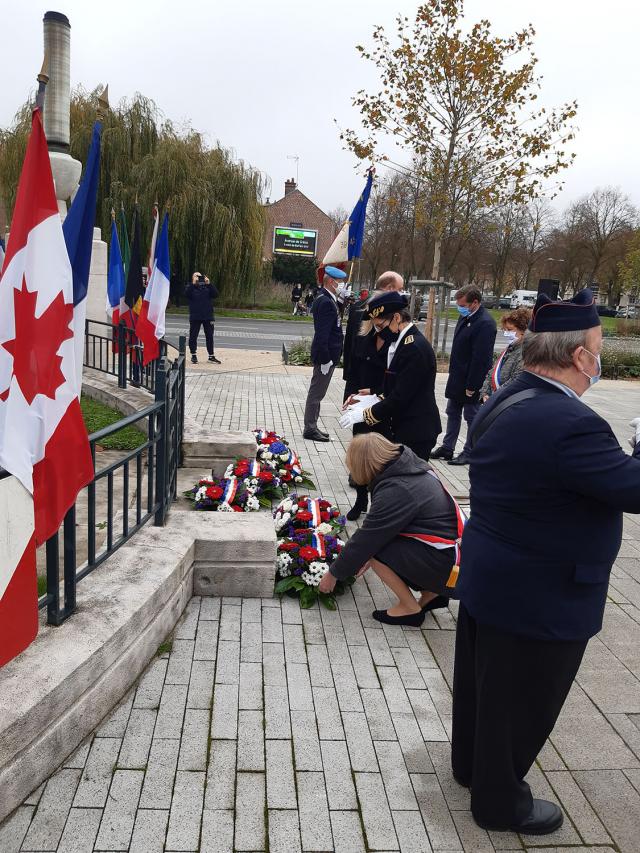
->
xmin=137 ymin=213 xmax=170 ymax=366
xmin=0 ymin=108 xmax=93 ymax=664
xmin=106 ymin=217 xmax=126 ymax=331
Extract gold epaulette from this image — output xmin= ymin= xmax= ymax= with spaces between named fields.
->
xmin=363 ymin=407 xmax=381 ymax=427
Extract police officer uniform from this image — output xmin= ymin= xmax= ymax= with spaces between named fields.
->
xmin=360 ymin=292 xmax=442 ymax=461
xmin=452 ymin=289 xmax=640 ymax=834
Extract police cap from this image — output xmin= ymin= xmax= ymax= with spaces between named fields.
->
xmin=365 ymin=291 xmax=409 ymax=320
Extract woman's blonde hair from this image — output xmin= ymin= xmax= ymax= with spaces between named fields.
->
xmin=357 ymin=290 xmax=387 ymax=336
xmin=346 ymin=433 xmax=402 ymax=485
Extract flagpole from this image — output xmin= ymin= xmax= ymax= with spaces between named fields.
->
xmin=35 ymin=53 xmax=49 ymax=110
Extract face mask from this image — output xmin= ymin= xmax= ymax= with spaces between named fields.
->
xmin=379 ymin=326 xmax=400 ymax=343
xmin=503 ymin=330 xmax=517 ymax=342
xmin=457 ymin=305 xmax=470 ymax=317
xmin=581 ymin=348 xmax=601 ymax=387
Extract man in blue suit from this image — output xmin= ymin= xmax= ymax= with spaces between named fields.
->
xmin=432 ymin=285 xmax=496 ymax=465
xmin=302 ymin=266 xmax=346 ymax=441
xmin=451 ymin=288 xmax=640 ymax=836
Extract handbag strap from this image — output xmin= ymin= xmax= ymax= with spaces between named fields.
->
xmin=470 ymin=388 xmax=544 ymax=449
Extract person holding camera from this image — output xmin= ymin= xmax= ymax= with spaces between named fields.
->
xmin=185 ymin=272 xmax=220 ymax=364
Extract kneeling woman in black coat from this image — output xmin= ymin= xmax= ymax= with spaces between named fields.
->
xmin=319 ymin=433 xmax=465 ymax=626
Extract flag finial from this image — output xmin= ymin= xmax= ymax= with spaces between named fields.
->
xmin=111 ymin=207 xmax=115 ymax=220
xmin=35 ymin=52 xmax=49 ymax=110
xmin=97 ymin=85 xmax=110 ymax=121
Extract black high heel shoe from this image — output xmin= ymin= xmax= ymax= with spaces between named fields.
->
xmin=346 ymin=498 xmax=368 ymax=521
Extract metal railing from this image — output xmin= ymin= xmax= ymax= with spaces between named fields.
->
xmin=36 ymin=327 xmax=187 ymax=626
xmin=84 ymin=319 xmax=173 ymax=394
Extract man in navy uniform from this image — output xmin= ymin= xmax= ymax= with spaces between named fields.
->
xmin=451 ymin=288 xmax=640 ymax=835
xmin=340 ymin=291 xmax=441 ymax=461
xmin=302 ymin=266 xmax=346 ymax=442
xmin=432 ymin=285 xmax=496 ymax=465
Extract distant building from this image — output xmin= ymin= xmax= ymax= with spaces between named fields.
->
xmin=263 ymin=179 xmax=336 ymax=263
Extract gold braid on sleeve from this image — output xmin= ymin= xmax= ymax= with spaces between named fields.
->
xmin=363 ymin=407 xmax=381 ymax=426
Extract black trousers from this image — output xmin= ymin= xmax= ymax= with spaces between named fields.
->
xmin=189 ymin=318 xmax=214 ymax=355
xmin=451 ymin=604 xmax=587 ymax=828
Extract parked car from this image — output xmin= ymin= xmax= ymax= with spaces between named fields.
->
xmin=482 ymin=295 xmax=499 ymax=309
xmin=498 ymin=296 xmax=511 ymax=309
xmin=596 ymin=305 xmax=617 ymax=318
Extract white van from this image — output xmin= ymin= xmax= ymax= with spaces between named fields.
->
xmin=510 ymin=290 xmax=538 ymax=309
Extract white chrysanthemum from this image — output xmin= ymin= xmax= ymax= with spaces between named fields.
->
xmin=279 ymin=452 xmax=289 ymax=461
xmin=278 ymin=564 xmax=291 ymax=578
xmin=295 ymin=476 xmax=303 ymax=483
xmin=281 ymin=499 xmax=293 ymax=513
xmin=301 ymin=571 xmax=320 ymax=586
xmin=316 ymin=522 xmax=332 ymax=535
xmin=217 ymin=502 xmax=234 ymax=512
xmin=195 ymin=486 xmax=207 ymax=501
xmin=274 ymin=512 xmax=291 ymax=532
xmin=309 ymin=561 xmax=329 ymax=577
xmin=276 ymin=552 xmax=293 ymax=568
xmin=246 ymin=496 xmax=260 ymax=511
xmin=263 ymin=451 xmax=273 ymax=460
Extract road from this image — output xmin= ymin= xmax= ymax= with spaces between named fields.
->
xmin=164 ymin=314 xmax=461 ymax=353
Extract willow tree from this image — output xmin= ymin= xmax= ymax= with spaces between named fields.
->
xmin=341 ymin=0 xmax=578 ymax=281
xmin=0 ymin=87 xmax=265 ymax=301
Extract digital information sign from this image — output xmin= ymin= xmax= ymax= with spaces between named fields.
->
xmin=273 ymin=227 xmax=317 ymax=256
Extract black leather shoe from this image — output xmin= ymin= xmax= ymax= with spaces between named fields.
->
xmin=476 ymin=799 xmax=563 ymax=836
xmin=448 ymin=452 xmax=471 ymax=466
xmin=208 ymin=355 xmax=221 ymax=364
xmin=346 ymin=500 xmax=367 ymax=521
xmin=420 ymin=595 xmax=449 ymax=613
xmin=317 ymin=429 xmax=330 ymax=438
xmin=303 ymin=429 xmax=331 ymax=442
xmin=431 ymin=445 xmax=453 ymax=460
xmin=452 ymin=773 xmax=470 ymax=789
xmin=372 ymin=609 xmax=425 ymax=627
xmin=190 ymin=354 xmax=198 ymax=364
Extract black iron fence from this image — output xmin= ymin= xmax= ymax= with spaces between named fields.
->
xmin=35 ymin=325 xmax=187 ymax=626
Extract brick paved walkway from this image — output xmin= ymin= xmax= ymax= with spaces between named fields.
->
xmin=3 ymin=370 xmax=640 ymax=852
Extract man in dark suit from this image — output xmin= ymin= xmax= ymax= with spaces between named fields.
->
xmin=185 ymin=272 xmax=220 ymax=364
xmin=302 ymin=266 xmax=346 ymax=442
xmin=340 ymin=291 xmax=441 ymax=461
xmin=432 ymin=285 xmax=496 ymax=465
xmin=452 ymin=288 xmax=640 ymax=836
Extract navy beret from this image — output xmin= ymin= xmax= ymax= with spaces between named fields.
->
xmin=529 ymin=288 xmax=601 ymax=333
xmin=365 ymin=291 xmax=409 ymax=320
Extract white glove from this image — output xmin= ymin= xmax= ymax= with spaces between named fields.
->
xmin=320 ymin=361 xmax=333 ymax=376
xmin=629 ymin=418 xmax=640 ymax=449
xmin=336 ymin=284 xmax=353 ymax=302
xmin=339 ymin=408 xmax=365 ymax=429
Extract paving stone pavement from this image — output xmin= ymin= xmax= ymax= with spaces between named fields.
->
xmin=4 ymin=370 xmax=640 ymax=852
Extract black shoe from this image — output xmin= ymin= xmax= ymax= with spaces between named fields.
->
xmin=372 ymin=609 xmax=425 ymax=627
xmin=420 ymin=595 xmax=449 ymax=613
xmin=431 ymin=445 xmax=453 ymax=460
xmin=191 ymin=354 xmax=198 ymax=364
xmin=317 ymin=429 xmax=330 ymax=438
xmin=208 ymin=355 xmax=221 ymax=364
xmin=448 ymin=452 xmax=471 ymax=466
xmin=303 ymin=429 xmax=331 ymax=442
xmin=476 ymin=799 xmax=563 ymax=836
xmin=452 ymin=773 xmax=471 ymax=789
xmin=346 ymin=500 xmax=367 ymax=521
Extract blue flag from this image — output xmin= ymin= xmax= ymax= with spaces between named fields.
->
xmin=107 ymin=219 xmax=126 ymax=320
xmin=63 ymin=120 xmax=102 ymax=307
xmin=347 ymin=170 xmax=373 ymax=260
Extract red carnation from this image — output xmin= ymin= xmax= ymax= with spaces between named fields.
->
xmin=199 ymin=479 xmax=214 ymax=487
xmin=320 ymin=511 xmax=330 ymax=522
xmin=281 ymin=472 xmax=292 ymax=481
xmin=279 ymin=541 xmax=299 ymax=552
xmin=206 ymin=486 xmax=223 ymax=500
xmin=297 ymin=510 xmax=313 ymax=522
xmin=258 ymin=471 xmax=274 ymax=482
xmin=299 ymin=546 xmax=320 ymax=561
xmin=319 ymin=500 xmax=331 ymax=510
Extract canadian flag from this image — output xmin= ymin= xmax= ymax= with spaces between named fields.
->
xmin=136 ymin=213 xmax=170 ymax=366
xmin=0 ymin=108 xmax=93 ymax=662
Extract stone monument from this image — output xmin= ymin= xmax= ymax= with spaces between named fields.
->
xmin=43 ymin=10 xmax=107 ymax=324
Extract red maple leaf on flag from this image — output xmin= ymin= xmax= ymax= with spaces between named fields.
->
xmin=1 ymin=278 xmax=73 ymax=405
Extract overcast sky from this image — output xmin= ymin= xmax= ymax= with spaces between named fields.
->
xmin=2 ymin=0 xmax=639 ymax=217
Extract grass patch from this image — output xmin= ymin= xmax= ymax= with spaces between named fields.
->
xmin=166 ymin=304 xmax=312 ymax=322
xmin=80 ymin=396 xmax=146 ymax=451
xmin=157 ymin=640 xmax=173 ymax=656
xmin=37 ymin=575 xmax=47 ymax=597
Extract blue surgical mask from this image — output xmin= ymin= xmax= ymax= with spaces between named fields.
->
xmin=503 ymin=330 xmax=517 ymax=342
xmin=457 ymin=305 xmax=471 ymax=317
xmin=581 ymin=348 xmax=601 ymax=387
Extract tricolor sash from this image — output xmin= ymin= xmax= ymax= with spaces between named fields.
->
xmin=222 ymin=477 xmax=238 ymax=505
xmin=311 ymin=532 xmax=327 ymax=558
xmin=399 ymin=470 xmax=467 ymax=589
xmin=490 ymin=347 xmax=509 ymax=392
xmin=249 ymin=460 xmax=260 ymax=478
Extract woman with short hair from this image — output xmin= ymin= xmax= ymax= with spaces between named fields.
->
xmin=480 ymin=308 xmax=531 ymax=400
xmin=319 ymin=433 xmax=465 ymax=626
